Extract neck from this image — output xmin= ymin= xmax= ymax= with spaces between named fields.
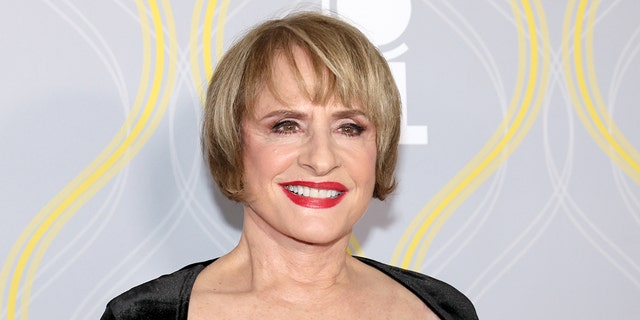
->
xmin=226 ymin=208 xmax=354 ymax=299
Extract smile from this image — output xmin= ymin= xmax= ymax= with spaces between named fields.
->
xmin=279 ymin=181 xmax=347 ymax=209
xmin=284 ymin=185 xmax=343 ymax=199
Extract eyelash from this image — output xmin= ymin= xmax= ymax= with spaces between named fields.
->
xmin=271 ymin=120 xmax=366 ymax=137
xmin=338 ymin=123 xmax=365 ymax=137
xmin=271 ymin=120 xmax=299 ymax=135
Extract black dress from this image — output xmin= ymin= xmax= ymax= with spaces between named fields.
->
xmin=101 ymin=256 xmax=478 ymax=319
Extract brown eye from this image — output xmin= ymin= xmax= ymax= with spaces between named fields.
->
xmin=338 ymin=123 xmax=364 ymax=137
xmin=272 ymin=120 xmax=299 ymax=134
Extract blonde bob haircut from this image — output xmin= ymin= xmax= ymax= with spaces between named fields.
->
xmin=203 ymin=11 xmax=401 ymax=201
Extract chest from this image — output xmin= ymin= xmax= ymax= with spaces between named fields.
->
xmin=187 ymin=290 xmax=439 ymax=320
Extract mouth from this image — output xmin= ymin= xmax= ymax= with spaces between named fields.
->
xmin=283 ymin=185 xmax=343 ymax=199
xmin=279 ymin=181 xmax=347 ymax=209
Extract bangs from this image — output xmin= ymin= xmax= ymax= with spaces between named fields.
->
xmin=241 ymin=25 xmax=374 ymax=118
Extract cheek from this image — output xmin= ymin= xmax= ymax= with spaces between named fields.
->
xmin=365 ymin=144 xmax=378 ymax=187
xmin=364 ymin=152 xmax=378 ymax=185
xmin=241 ymin=137 xmax=268 ymax=186
xmin=344 ymin=143 xmax=377 ymax=187
xmin=242 ymin=139 xmax=297 ymax=184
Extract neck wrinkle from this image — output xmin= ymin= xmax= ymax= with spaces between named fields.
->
xmin=232 ymin=208 xmax=354 ymax=300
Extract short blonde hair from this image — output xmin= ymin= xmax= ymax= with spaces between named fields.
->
xmin=203 ymin=11 xmax=401 ymax=201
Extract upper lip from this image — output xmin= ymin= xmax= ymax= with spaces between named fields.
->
xmin=278 ymin=181 xmax=347 ymax=192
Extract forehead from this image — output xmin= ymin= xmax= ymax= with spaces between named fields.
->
xmin=275 ymin=46 xmax=313 ymax=80
xmin=269 ymin=47 xmax=314 ymax=102
xmin=254 ymin=46 xmax=363 ymax=113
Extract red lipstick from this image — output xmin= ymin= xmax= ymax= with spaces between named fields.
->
xmin=279 ymin=181 xmax=347 ymax=209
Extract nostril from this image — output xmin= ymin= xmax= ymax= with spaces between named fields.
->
xmin=298 ymin=134 xmax=340 ymax=175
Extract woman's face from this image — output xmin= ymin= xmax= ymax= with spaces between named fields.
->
xmin=241 ymin=47 xmax=377 ymax=245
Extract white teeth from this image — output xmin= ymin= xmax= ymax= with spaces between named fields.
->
xmin=285 ymin=185 xmax=342 ymax=199
xmin=302 ymin=186 xmax=310 ymax=197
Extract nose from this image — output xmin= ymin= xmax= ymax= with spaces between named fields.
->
xmin=298 ymin=130 xmax=340 ymax=176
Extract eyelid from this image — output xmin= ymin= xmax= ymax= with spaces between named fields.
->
xmin=337 ymin=122 xmax=366 ymax=137
xmin=337 ymin=117 xmax=367 ymax=128
xmin=271 ymin=119 xmax=301 ymax=134
xmin=337 ymin=112 xmax=372 ymax=128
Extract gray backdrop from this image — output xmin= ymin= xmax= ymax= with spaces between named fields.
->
xmin=2 ymin=1 xmax=639 ymax=319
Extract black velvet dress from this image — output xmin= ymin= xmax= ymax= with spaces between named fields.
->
xmin=100 ymin=256 xmax=478 ymax=319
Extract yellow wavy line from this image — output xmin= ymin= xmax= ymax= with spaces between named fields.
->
xmin=391 ymin=0 xmax=529 ymax=268
xmin=392 ymin=0 xmax=549 ymax=269
xmin=579 ymin=0 xmax=640 ymax=183
xmin=0 ymin=3 xmax=156 ymax=313
xmin=215 ymin=0 xmax=230 ymax=63
xmin=584 ymin=3 xmax=635 ymax=160
xmin=411 ymin=0 xmax=551 ymax=270
xmin=406 ymin=0 xmax=541 ymax=269
xmin=405 ymin=0 xmax=530 ymax=267
xmin=562 ymin=1 xmax=639 ymax=187
xmin=190 ymin=0 xmax=207 ymax=102
xmin=20 ymin=1 xmax=179 ymax=318
xmin=11 ymin=1 xmax=163 ymax=317
xmin=585 ymin=3 xmax=639 ymax=162
xmin=24 ymin=1 xmax=177 ymax=317
xmin=390 ymin=4 xmax=525 ymax=268
xmin=563 ymin=1 xmax=610 ymax=179
xmin=0 ymin=2 xmax=152 ymax=317
xmin=347 ymin=234 xmax=365 ymax=256
xmin=2 ymin=1 xmax=172 ymax=318
xmin=194 ymin=0 xmax=230 ymax=104
xmin=203 ymin=0 xmax=219 ymax=81
xmin=202 ymin=0 xmax=230 ymax=83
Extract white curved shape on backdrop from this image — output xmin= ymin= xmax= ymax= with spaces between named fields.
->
xmin=335 ymin=0 xmax=411 ymax=47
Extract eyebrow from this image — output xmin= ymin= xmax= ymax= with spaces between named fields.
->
xmin=260 ymin=109 xmax=307 ymax=121
xmin=331 ymin=109 xmax=368 ymax=120
xmin=260 ymin=108 xmax=369 ymax=121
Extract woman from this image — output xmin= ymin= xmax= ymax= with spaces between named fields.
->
xmin=101 ymin=11 xmax=478 ymax=320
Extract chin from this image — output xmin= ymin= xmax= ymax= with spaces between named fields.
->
xmin=288 ymin=224 xmax=352 ymax=246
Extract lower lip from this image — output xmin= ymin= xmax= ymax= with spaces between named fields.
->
xmin=280 ymin=186 xmax=346 ymax=209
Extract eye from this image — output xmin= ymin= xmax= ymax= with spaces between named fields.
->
xmin=338 ymin=123 xmax=365 ymax=137
xmin=272 ymin=120 xmax=300 ymax=135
